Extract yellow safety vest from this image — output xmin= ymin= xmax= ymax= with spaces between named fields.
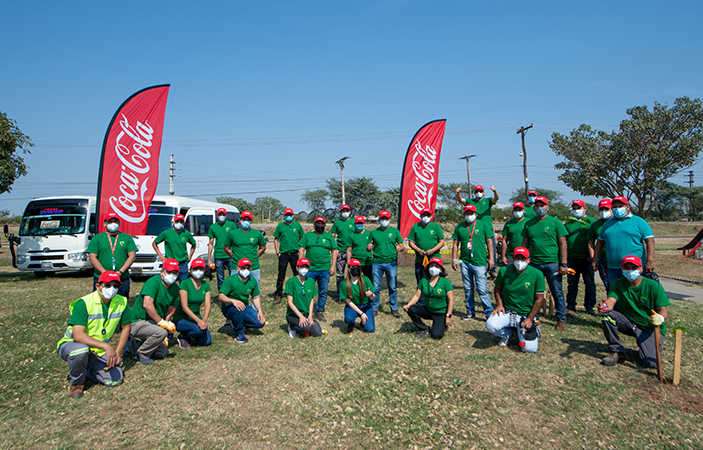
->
xmin=56 ymin=291 xmax=127 ymax=357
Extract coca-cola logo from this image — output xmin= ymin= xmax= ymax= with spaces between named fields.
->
xmin=406 ymin=139 xmax=437 ymax=219
xmin=108 ymin=114 xmax=155 ymax=223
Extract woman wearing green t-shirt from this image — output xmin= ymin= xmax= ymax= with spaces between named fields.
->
xmin=341 ymin=258 xmax=376 ymax=333
xmin=173 ymin=259 xmax=212 ymax=348
xmin=403 ymin=257 xmax=454 ymax=339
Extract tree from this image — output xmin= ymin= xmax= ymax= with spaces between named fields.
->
xmin=550 ymin=97 xmax=703 ymax=217
xmin=254 ymin=196 xmax=284 ymax=221
xmin=216 ymin=196 xmax=255 ymax=213
xmin=0 ymin=111 xmax=33 ymax=195
xmin=509 ymin=186 xmax=564 ymax=205
xmin=435 ymin=183 xmax=463 ymax=223
xmin=326 ymin=177 xmax=381 ymax=216
xmin=300 ymin=189 xmax=328 ymax=212
xmin=377 ymin=187 xmax=400 ymax=218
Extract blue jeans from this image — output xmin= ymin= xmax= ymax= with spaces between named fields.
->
xmin=233 ymin=268 xmax=261 ymax=287
xmin=566 ymin=257 xmax=596 ymax=311
xmin=222 ymin=304 xmax=265 ymax=335
xmin=530 ymin=262 xmax=567 ymax=322
xmin=459 ymin=261 xmax=493 ymax=317
xmin=372 ymin=261 xmax=398 ymax=311
xmin=306 ymin=270 xmax=330 ymax=313
xmin=178 ymin=262 xmax=190 ymax=282
xmin=174 ymin=318 xmax=212 ymax=346
xmin=597 ymin=258 xmax=610 ymax=292
xmin=93 ymin=276 xmax=131 ymax=298
xmin=344 ymin=302 xmax=375 ymax=332
xmin=490 ymin=236 xmax=497 ymax=273
xmin=215 ymin=258 xmax=232 ymax=290
xmin=608 ymin=267 xmax=623 ymax=283
xmin=414 ymin=262 xmax=426 ymax=305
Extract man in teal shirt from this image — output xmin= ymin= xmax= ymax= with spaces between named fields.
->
xmin=208 ymin=208 xmax=236 ymax=290
xmin=456 ymin=183 xmax=500 ymax=278
xmin=367 ymin=210 xmax=404 ymax=317
xmin=273 ymin=208 xmax=304 ymax=304
xmin=565 ymin=200 xmax=597 ymax=315
xmin=153 ymin=214 xmax=196 ymax=282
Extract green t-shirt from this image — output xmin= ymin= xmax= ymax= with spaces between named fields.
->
xmin=344 ymin=229 xmax=373 ymax=266
xmin=368 ymin=226 xmax=403 ymax=263
xmin=521 ymin=215 xmax=568 ymax=265
xmin=273 ymin=221 xmax=305 ymax=254
xmin=224 ymin=227 xmax=266 ymax=270
xmin=330 ymin=217 xmax=355 ymax=252
xmin=608 ymin=277 xmax=671 ymax=335
xmin=67 ymin=296 xmax=136 ymax=327
xmin=132 ymin=274 xmax=180 ymax=321
xmin=219 ymin=273 xmax=260 ymax=307
xmin=86 ymin=232 xmax=138 ymax=280
xmin=523 ymin=206 xmax=537 ymax=220
xmin=418 ymin=277 xmax=453 ymax=314
xmin=501 ymin=218 xmax=527 ymax=258
xmin=208 ymin=220 xmax=237 ymax=259
xmin=465 ymin=197 xmax=494 ymax=227
xmin=588 ymin=218 xmax=608 ymax=260
xmin=299 ymin=231 xmax=336 ymax=271
xmin=173 ymin=277 xmax=211 ymax=321
xmin=339 ymin=275 xmax=373 ymax=306
xmin=451 ymin=221 xmax=494 ymax=266
xmin=494 ymin=265 xmax=546 ymax=316
xmin=284 ymin=276 xmax=318 ymax=316
xmin=154 ymin=228 xmax=196 ymax=262
xmin=564 ymin=216 xmax=597 ymax=259
xmin=407 ymin=221 xmax=444 ymax=263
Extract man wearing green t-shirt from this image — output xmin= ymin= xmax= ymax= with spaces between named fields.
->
xmin=500 ymin=202 xmax=527 ymax=266
xmin=224 ymin=210 xmax=267 ymax=286
xmin=273 ymin=208 xmax=304 ymax=304
xmin=524 ymin=190 xmax=538 ymax=220
xmin=407 ymin=207 xmax=445 ymax=297
xmin=219 ymin=258 xmax=266 ymax=344
xmin=456 ymin=183 xmax=500 ymax=278
xmin=87 ymin=213 xmax=137 ymax=298
xmin=153 ymin=214 xmax=196 ymax=282
xmin=285 ymin=258 xmax=323 ymax=338
xmin=299 ymin=216 xmax=337 ymax=322
xmin=521 ymin=196 xmax=569 ymax=331
xmin=452 ymin=204 xmax=495 ymax=320
xmin=367 ymin=210 xmax=404 ymax=317
xmin=600 ymin=255 xmax=670 ymax=368
xmin=565 ymin=200 xmax=597 ymax=315
xmin=208 ymin=208 xmax=237 ymax=290
xmin=486 ymin=247 xmax=545 ymax=352
xmin=345 ymin=216 xmax=373 ymax=279
xmin=588 ymin=199 xmax=613 ymax=291
xmin=330 ymin=204 xmax=355 ymax=300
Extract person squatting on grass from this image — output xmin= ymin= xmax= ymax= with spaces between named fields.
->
xmin=285 ymin=258 xmax=324 ymax=338
xmin=218 ymin=258 xmax=266 ymax=344
xmin=407 ymin=207 xmax=445 ymax=305
xmin=57 ymin=271 xmax=136 ymax=398
xmin=404 ymin=257 xmax=454 ymax=339
xmin=341 ymin=258 xmax=376 ymax=333
xmin=600 ymin=255 xmax=670 ymax=367
xmin=486 ymin=247 xmax=545 ymax=352
xmin=173 ymin=258 xmax=212 ymax=348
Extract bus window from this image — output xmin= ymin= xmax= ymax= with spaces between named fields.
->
xmin=185 ymin=215 xmax=213 ymax=236
xmin=145 ymin=205 xmax=178 ymax=236
xmin=20 ymin=205 xmax=88 ymax=236
xmin=227 ymin=212 xmax=240 ymax=224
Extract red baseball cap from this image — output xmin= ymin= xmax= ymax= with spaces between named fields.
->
xmin=216 ymin=208 xmax=227 ymax=215
xmin=284 ymin=208 xmax=294 ymax=215
xmin=513 ymin=202 xmax=524 ymax=209
xmin=621 ymin=255 xmax=642 ymax=267
xmin=191 ymin=258 xmax=206 ymax=269
xmin=174 ymin=214 xmax=185 ymax=222
xmin=534 ymin=196 xmax=549 ymax=205
xmin=572 ymin=200 xmax=586 ymax=208
xmin=163 ymin=258 xmax=180 ymax=272
xmin=428 ymin=257 xmax=443 ymax=267
xmin=105 ymin=213 xmax=119 ymax=221
xmin=379 ymin=210 xmax=391 ymax=219
xmin=420 ymin=208 xmax=432 ymax=215
xmin=238 ymin=258 xmax=252 ymax=269
xmin=240 ymin=211 xmax=253 ymax=220
xmin=297 ymin=258 xmax=310 ymax=267
xmin=598 ymin=199 xmax=612 ymax=209
xmin=528 ymin=190 xmax=537 ymax=196
xmin=474 ymin=185 xmax=484 ymax=192
xmin=612 ymin=196 xmax=629 ymax=206
xmin=340 ymin=204 xmax=351 ymax=211
xmin=513 ymin=247 xmax=530 ymax=258
xmin=348 ymin=258 xmax=361 ymax=267
xmin=355 ymin=216 xmax=365 ymax=224
xmin=98 ymin=271 xmax=122 ymax=285
xmin=314 ymin=216 xmax=326 ymax=223
xmin=464 ymin=204 xmax=477 ymax=213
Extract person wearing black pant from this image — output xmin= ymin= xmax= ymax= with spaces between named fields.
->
xmin=403 ymin=257 xmax=454 ymax=339
xmin=273 ymin=208 xmax=304 ymax=304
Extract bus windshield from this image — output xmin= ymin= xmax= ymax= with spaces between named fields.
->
xmin=145 ymin=205 xmax=178 ymax=236
xmin=20 ymin=205 xmax=88 ymax=236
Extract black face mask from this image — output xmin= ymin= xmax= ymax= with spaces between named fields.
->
xmin=314 ymin=224 xmax=325 ymax=233
xmin=349 ymin=267 xmax=361 ymax=277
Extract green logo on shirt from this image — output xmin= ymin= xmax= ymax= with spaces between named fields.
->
xmin=250 ymin=238 xmax=255 ymax=243
xmin=388 ymin=233 xmax=393 ymax=238
xmin=430 ymin=230 xmax=435 ymax=235
xmin=524 ymin=282 xmax=531 ymax=289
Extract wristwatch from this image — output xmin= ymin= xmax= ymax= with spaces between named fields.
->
xmin=446 ymin=314 xmax=452 ymax=318
xmin=560 ymin=263 xmax=568 ymax=267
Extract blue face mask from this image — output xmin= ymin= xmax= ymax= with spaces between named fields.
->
xmin=285 ymin=215 xmax=293 ymax=223
xmin=355 ymin=224 xmax=364 ymax=231
xmin=571 ymin=209 xmax=585 ymax=219
xmin=240 ymin=221 xmax=251 ymax=229
xmin=613 ymin=207 xmax=627 ymax=219
xmin=622 ymin=269 xmax=641 ymax=281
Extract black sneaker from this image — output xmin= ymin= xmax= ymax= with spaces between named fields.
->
xmin=273 ymin=294 xmax=282 ymax=305
xmin=461 ymin=314 xmax=475 ymax=321
xmin=415 ymin=329 xmax=429 ymax=338
xmin=601 ymin=352 xmax=625 ymax=366
xmin=176 ymin=334 xmax=190 ymax=349
xmin=138 ymin=355 xmax=155 ymax=365
xmin=315 ymin=311 xmax=327 ymax=322
xmin=391 ymin=310 xmax=402 ymax=318
xmin=346 ymin=323 xmax=355 ymax=333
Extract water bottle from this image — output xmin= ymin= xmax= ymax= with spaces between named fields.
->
xmin=519 ymin=323 xmax=526 ymax=347
xmin=600 ymin=299 xmax=608 ymax=313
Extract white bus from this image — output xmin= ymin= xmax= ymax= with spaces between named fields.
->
xmin=13 ymin=195 xmax=240 ymax=277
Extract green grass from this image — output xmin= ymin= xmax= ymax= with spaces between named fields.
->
xmin=0 ymin=253 xmax=701 ymax=449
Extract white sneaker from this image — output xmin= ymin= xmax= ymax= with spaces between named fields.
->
xmin=288 ymin=325 xmax=297 ymax=339
xmin=498 ymin=337 xmax=509 ymax=347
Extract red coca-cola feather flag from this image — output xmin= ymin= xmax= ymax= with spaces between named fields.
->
xmin=398 ymin=119 xmax=446 ymax=238
xmin=96 ymin=85 xmax=170 ymax=234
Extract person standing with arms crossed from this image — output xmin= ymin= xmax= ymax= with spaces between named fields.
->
xmin=153 ymin=214 xmax=196 ymax=282
xmin=87 ymin=213 xmax=137 ymax=298
xmin=273 ymin=208 xmax=304 ymax=305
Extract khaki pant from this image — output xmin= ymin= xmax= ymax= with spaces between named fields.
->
xmin=128 ymin=320 xmax=169 ymax=359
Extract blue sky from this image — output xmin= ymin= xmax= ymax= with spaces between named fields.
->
xmin=2 ymin=1 xmax=702 ymax=215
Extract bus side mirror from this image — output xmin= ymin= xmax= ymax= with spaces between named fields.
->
xmin=3 ymin=224 xmax=8 ymax=234
xmin=89 ymin=223 xmax=96 ymax=234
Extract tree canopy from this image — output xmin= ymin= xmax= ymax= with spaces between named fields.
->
xmin=300 ymin=189 xmax=328 ymax=213
xmin=0 ymin=111 xmax=33 ymax=195
xmin=216 ymin=196 xmax=255 ymax=213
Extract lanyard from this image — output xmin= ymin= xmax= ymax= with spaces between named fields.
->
xmin=107 ymin=234 xmax=118 ymax=270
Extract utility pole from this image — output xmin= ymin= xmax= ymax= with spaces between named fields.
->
xmin=459 ymin=155 xmax=477 ymax=190
xmin=686 ymin=171 xmax=695 ymax=220
xmin=335 ymin=157 xmax=350 ymax=205
xmin=517 ymin=124 xmax=533 ymax=200
xmin=169 ymin=154 xmax=175 ymax=196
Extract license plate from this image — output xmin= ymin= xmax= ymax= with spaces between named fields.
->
xmin=131 ymin=267 xmax=142 ymax=274
xmin=41 ymin=261 xmax=53 ymax=269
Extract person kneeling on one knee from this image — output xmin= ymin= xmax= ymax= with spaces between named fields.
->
xmin=219 ymin=258 xmax=266 ymax=344
xmin=600 ymin=255 xmax=670 ymax=368
xmin=404 ymin=257 xmax=454 ymax=339
xmin=342 ymin=258 xmax=376 ymax=333
xmin=173 ymin=258 xmax=213 ymax=348
xmin=57 ymin=271 xmax=136 ymax=398
xmin=486 ymin=247 xmax=544 ymax=353
xmin=285 ymin=258 xmax=323 ymax=338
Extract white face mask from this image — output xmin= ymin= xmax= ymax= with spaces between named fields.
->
xmin=599 ymin=210 xmax=612 ymax=220
xmin=192 ymin=270 xmax=204 ymax=279
xmin=465 ymin=215 xmax=477 ymax=223
xmin=101 ymin=285 xmax=119 ymax=300
xmin=173 ymin=222 xmax=184 ymax=231
xmin=239 ymin=269 xmax=251 ymax=279
xmin=514 ymin=260 xmax=528 ymax=272
xmin=421 ymin=216 xmax=431 ymax=225
xmin=162 ymin=272 xmax=178 ymax=285
xmin=571 ymin=209 xmax=585 ymax=219
xmin=513 ymin=210 xmax=524 ymax=219
xmin=428 ymin=266 xmax=441 ymax=277
xmin=217 ymin=215 xmax=226 ymax=223
xmin=474 ymin=192 xmax=484 ymax=199
xmin=298 ymin=267 xmax=309 ymax=277
xmin=341 ymin=212 xmax=350 ymax=219
xmin=380 ymin=219 xmax=390 ymax=228
xmin=106 ymin=222 xmax=120 ymax=233
xmin=622 ymin=269 xmax=641 ymax=281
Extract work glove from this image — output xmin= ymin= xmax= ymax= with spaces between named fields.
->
xmin=158 ymin=319 xmax=176 ymax=333
xmin=649 ymin=311 xmax=665 ymax=326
